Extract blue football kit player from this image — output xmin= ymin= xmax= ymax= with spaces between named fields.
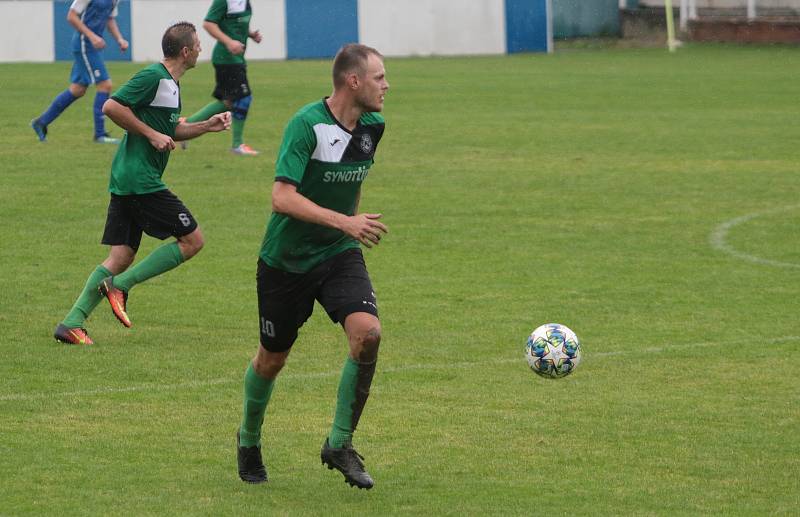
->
xmin=31 ymin=0 xmax=129 ymax=144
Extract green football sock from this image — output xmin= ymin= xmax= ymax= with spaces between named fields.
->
xmin=239 ymin=363 xmax=275 ymax=447
xmin=62 ymin=265 xmax=112 ymax=328
xmin=185 ymin=100 xmax=226 ymax=123
xmin=328 ymin=356 xmax=377 ymax=448
xmin=232 ymin=117 xmax=245 ymax=148
xmin=112 ymin=242 xmax=184 ymax=293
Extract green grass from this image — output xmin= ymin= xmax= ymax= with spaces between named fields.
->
xmin=1 ymin=45 xmax=799 ymax=515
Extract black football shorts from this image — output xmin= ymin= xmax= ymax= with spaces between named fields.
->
xmin=212 ymin=63 xmax=251 ymax=102
xmin=101 ymin=190 xmax=198 ymax=251
xmin=256 ymin=249 xmax=379 ymax=352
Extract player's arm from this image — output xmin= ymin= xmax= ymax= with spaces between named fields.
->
xmin=106 ymin=18 xmax=128 ymax=52
xmin=203 ymin=20 xmax=244 ymax=55
xmin=102 ymin=98 xmax=175 ymax=151
xmin=67 ymin=2 xmax=105 ymax=50
xmin=271 ymin=181 xmax=387 ymax=248
xmin=249 ymin=29 xmax=262 ymax=43
xmin=174 ymin=112 xmax=232 ymax=141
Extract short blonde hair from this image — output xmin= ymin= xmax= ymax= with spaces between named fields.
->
xmin=332 ymin=44 xmax=383 ymax=88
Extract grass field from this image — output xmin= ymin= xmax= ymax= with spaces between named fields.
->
xmin=1 ymin=44 xmax=799 ymax=515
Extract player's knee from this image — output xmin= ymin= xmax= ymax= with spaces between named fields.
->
xmin=118 ymin=255 xmax=135 ymax=271
xmin=178 ymin=232 xmax=204 ymax=260
xmin=253 ymin=350 xmax=287 ymax=379
xmin=189 ymin=237 xmax=204 ymax=256
xmin=96 ymin=80 xmax=113 ymax=93
xmin=354 ymin=326 xmax=381 ymax=362
xmin=70 ymin=85 xmax=87 ymax=98
xmin=103 ymin=246 xmax=135 ymax=274
xmin=232 ymin=95 xmax=253 ymax=121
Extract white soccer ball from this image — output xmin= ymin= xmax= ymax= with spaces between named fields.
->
xmin=525 ymin=323 xmax=582 ymax=378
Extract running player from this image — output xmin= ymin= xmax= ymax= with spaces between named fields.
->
xmin=236 ymin=44 xmax=390 ymax=489
xmin=183 ymin=0 xmax=262 ymax=155
xmin=53 ymin=22 xmax=232 ymax=345
xmin=31 ymin=0 xmax=129 ymax=144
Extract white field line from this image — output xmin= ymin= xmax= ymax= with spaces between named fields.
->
xmin=1 ymin=335 xmax=798 ymax=403
xmin=709 ymin=205 xmax=800 ymax=268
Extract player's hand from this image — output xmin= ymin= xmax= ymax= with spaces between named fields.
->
xmin=206 ymin=111 xmax=232 ymax=132
xmin=90 ymin=34 xmax=106 ymax=50
xmin=343 ymin=213 xmax=388 ymax=248
xmin=250 ymin=30 xmax=262 ymax=43
xmin=118 ymin=38 xmax=129 ymax=52
xmin=226 ymin=40 xmax=245 ymax=55
xmin=149 ymin=132 xmax=175 ymax=152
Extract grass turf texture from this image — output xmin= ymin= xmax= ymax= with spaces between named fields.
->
xmin=1 ymin=45 xmax=799 ymax=514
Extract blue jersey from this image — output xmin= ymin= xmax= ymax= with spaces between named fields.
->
xmin=70 ymin=0 xmax=119 ymax=53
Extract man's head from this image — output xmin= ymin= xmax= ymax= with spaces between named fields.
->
xmin=332 ymin=44 xmax=389 ymax=112
xmin=162 ymin=22 xmax=201 ymax=68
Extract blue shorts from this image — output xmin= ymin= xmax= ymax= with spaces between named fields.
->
xmin=70 ymin=49 xmax=109 ymax=85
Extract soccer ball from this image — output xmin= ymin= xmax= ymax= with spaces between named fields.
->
xmin=525 ymin=323 xmax=582 ymax=378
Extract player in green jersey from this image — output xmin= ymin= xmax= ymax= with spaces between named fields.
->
xmin=183 ymin=0 xmax=262 ymax=156
xmin=53 ymin=22 xmax=232 ymax=345
xmin=236 ymin=44 xmax=390 ymax=489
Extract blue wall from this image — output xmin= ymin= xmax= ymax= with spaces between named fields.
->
xmin=54 ymin=0 xmax=132 ymax=61
xmin=285 ymin=0 xmax=359 ymax=59
xmin=506 ymin=0 xmax=550 ymax=53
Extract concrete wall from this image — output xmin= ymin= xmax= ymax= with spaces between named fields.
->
xmin=358 ymin=0 xmax=507 ymax=57
xmin=129 ymin=0 xmax=285 ymax=62
xmin=0 ymin=1 xmax=54 ymax=62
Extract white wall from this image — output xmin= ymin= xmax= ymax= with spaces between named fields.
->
xmin=358 ymin=0 xmax=506 ymax=57
xmin=0 ymin=1 xmax=53 ymax=62
xmin=131 ymin=0 xmax=286 ymax=62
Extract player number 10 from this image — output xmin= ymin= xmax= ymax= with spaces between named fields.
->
xmin=261 ymin=317 xmax=275 ymax=338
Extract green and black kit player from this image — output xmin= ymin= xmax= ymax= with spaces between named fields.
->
xmin=53 ymin=22 xmax=231 ymax=345
xmin=236 ymin=44 xmax=390 ymax=490
xmin=185 ymin=0 xmax=262 ymax=155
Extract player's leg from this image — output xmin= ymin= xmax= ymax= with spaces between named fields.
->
xmin=223 ymin=65 xmax=259 ymax=156
xmin=237 ymin=346 xmax=286 ymax=484
xmin=320 ymin=312 xmax=380 ymax=489
xmin=237 ymin=259 xmax=313 ymax=483
xmin=93 ymin=74 xmax=120 ymax=144
xmin=31 ymin=82 xmax=86 ymax=142
xmin=184 ymin=99 xmax=227 ymax=123
xmin=55 ymin=197 xmax=140 ymax=344
xmin=180 ymin=65 xmax=227 ymax=149
xmin=99 ymin=191 xmax=198 ymax=327
xmin=179 ymin=99 xmax=226 ymax=149
xmin=231 ymin=94 xmax=257 ymax=154
xmin=330 ymin=312 xmax=381 ymax=447
xmin=318 ymin=249 xmax=380 ymax=489
xmin=32 ymin=49 xmax=95 ymax=141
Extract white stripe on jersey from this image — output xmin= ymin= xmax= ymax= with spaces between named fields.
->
xmin=150 ymin=79 xmax=180 ymax=108
xmin=226 ymin=0 xmax=247 ymax=14
xmin=311 ymin=123 xmax=352 ymax=163
xmin=70 ymin=0 xmax=91 ymax=15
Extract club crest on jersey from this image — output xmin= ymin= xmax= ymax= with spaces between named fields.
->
xmin=359 ymin=133 xmax=373 ymax=154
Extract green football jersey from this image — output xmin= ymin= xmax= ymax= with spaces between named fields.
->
xmin=109 ymin=63 xmax=181 ymax=195
xmin=205 ymin=0 xmax=252 ymax=65
xmin=260 ymin=99 xmax=386 ymax=273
